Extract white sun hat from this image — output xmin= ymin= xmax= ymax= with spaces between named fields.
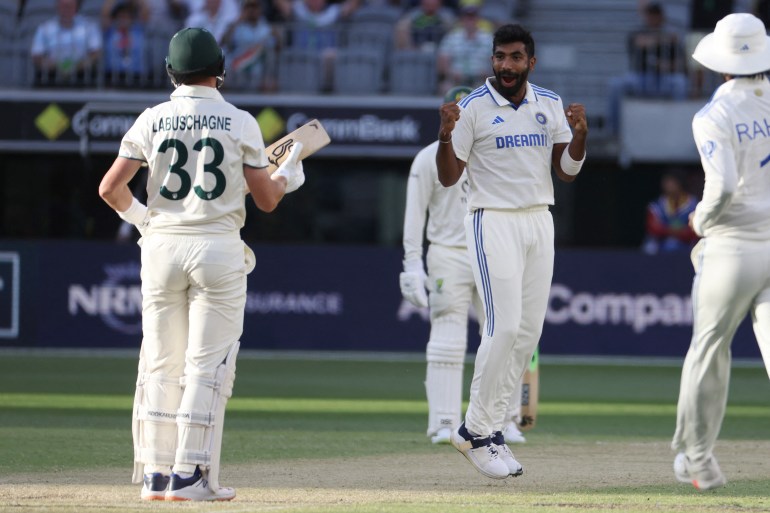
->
xmin=693 ymin=13 xmax=770 ymax=75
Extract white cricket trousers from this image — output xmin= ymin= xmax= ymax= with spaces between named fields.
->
xmin=463 ymin=207 xmax=554 ymax=436
xmin=673 ymin=237 xmax=770 ymax=464
xmin=138 ymin=232 xmax=255 ymax=468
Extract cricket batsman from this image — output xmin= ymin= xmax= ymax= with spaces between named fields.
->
xmin=99 ymin=27 xmax=304 ymax=501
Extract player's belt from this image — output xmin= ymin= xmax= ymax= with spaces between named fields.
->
xmin=482 ymin=205 xmax=549 ymax=214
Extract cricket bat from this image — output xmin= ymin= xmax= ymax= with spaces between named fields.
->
xmin=266 ymin=119 xmax=331 ymax=174
xmin=518 ymin=346 xmax=539 ymax=431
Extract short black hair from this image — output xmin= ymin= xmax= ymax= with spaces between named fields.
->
xmin=493 ymin=24 xmax=535 ymax=58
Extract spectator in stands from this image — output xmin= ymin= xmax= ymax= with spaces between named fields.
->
xmin=220 ymin=0 xmax=278 ymax=91
xmin=437 ymin=0 xmax=493 ymax=94
xmin=274 ymin=0 xmax=360 ymax=36
xmin=607 ymin=2 xmax=688 ymax=135
xmin=273 ymin=0 xmax=360 ymax=90
xmin=103 ymin=2 xmax=148 ymax=86
xmin=185 ymin=0 xmax=239 ymax=42
xmin=143 ymin=0 xmax=190 ymax=33
xmin=686 ymin=0 xmax=735 ymax=98
xmin=30 ymin=0 xmax=102 ymax=86
xmin=100 ymin=0 xmax=150 ymax=29
xmin=394 ymin=0 xmax=456 ymax=53
xmin=642 ymin=169 xmax=699 ymax=255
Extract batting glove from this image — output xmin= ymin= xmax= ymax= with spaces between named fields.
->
xmin=399 ymin=259 xmax=428 ymax=308
xmin=272 ymin=142 xmax=305 ymax=193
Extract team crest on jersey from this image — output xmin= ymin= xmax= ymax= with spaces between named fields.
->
xmin=435 ymin=278 xmax=444 ymax=293
xmin=535 ymin=112 xmax=547 ymax=125
xmin=701 ymin=140 xmax=716 ymax=159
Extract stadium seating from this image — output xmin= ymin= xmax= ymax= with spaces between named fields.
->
xmin=344 ymin=21 xmax=393 ymax=63
xmin=333 ymin=47 xmax=386 ymax=94
xmin=388 ymin=50 xmax=436 ymax=96
xmin=277 ymin=48 xmax=325 ymax=94
xmin=0 ymin=0 xmax=698 ymax=136
xmin=349 ymin=3 xmax=402 ymax=23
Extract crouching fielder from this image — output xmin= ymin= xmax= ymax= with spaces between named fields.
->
xmin=98 ymin=27 xmax=305 ymax=501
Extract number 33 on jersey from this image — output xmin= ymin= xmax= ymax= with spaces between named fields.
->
xmin=118 ymin=85 xmax=269 ymax=235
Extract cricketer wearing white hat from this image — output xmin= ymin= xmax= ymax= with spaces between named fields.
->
xmin=672 ymin=13 xmax=770 ymax=492
xmin=692 ymin=12 xmax=770 ymax=75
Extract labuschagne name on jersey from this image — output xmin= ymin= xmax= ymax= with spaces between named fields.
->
xmin=152 ymin=115 xmax=232 ymax=132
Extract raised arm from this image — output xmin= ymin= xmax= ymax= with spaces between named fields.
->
xmin=244 ymin=142 xmax=305 ymax=212
xmin=244 ymin=165 xmax=286 ymax=212
xmin=435 ymin=100 xmax=466 ymax=187
xmin=552 ymin=102 xmax=588 ymax=183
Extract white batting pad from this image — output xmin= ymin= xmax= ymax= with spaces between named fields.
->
xmin=132 ymin=352 xmax=183 ymax=483
xmin=425 ymin=361 xmax=464 ymax=436
xmin=174 ymin=341 xmax=239 ymax=492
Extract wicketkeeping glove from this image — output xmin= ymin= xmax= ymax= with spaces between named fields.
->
xmin=271 ymin=142 xmax=305 ymax=193
xmin=399 ymin=259 xmax=428 ymax=308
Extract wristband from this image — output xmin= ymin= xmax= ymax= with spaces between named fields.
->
xmin=560 ymin=147 xmax=585 ymax=176
xmin=438 ymin=132 xmax=452 ymax=144
xmin=118 ymin=197 xmax=148 ymax=226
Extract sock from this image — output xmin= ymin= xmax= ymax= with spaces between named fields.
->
xmin=172 ymin=463 xmax=197 ymax=477
xmin=144 ymin=464 xmax=171 ymax=476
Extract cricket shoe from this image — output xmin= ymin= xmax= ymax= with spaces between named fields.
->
xmin=491 ymin=431 xmax=524 ymax=477
xmin=140 ymin=473 xmax=169 ymax=501
xmin=165 ymin=466 xmax=236 ymax=501
xmin=431 ymin=427 xmax=452 ymax=445
xmin=450 ymin=423 xmax=509 ymax=479
xmin=502 ymin=421 xmax=526 ymax=444
xmin=674 ymin=452 xmax=727 ymax=491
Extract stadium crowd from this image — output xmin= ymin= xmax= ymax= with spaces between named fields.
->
xmin=3 ymin=0 xmax=526 ymax=93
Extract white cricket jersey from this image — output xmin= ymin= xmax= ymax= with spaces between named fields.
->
xmin=691 ymin=76 xmax=770 ymax=240
xmin=452 ymin=78 xmax=573 ymax=210
xmin=119 ymin=85 xmax=268 ymax=235
xmin=403 ymin=140 xmax=468 ymax=263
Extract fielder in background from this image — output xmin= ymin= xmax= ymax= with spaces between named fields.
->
xmin=672 ymin=13 xmax=770 ymax=491
xmin=436 ymin=23 xmax=587 ymax=480
xmin=98 ymin=27 xmax=305 ymax=501
xmin=400 ymin=85 xmax=527 ymax=447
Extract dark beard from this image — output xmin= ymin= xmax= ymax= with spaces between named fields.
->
xmin=494 ymin=69 xmax=528 ymax=99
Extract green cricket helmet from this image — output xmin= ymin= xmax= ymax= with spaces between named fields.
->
xmin=166 ymin=27 xmax=226 ymax=88
xmin=444 ymin=85 xmax=473 ymax=103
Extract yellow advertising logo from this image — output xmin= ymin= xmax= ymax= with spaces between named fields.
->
xmin=256 ymin=108 xmax=285 ymax=144
xmin=35 ymin=104 xmax=70 ymax=141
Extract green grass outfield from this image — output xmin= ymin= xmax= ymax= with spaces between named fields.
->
xmin=2 ymin=351 xmax=770 ymax=512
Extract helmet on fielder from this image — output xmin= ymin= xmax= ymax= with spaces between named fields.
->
xmin=166 ymin=27 xmax=226 ymax=88
xmin=443 ymin=85 xmax=473 ymax=103
xmin=693 ymin=13 xmax=770 ymax=75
